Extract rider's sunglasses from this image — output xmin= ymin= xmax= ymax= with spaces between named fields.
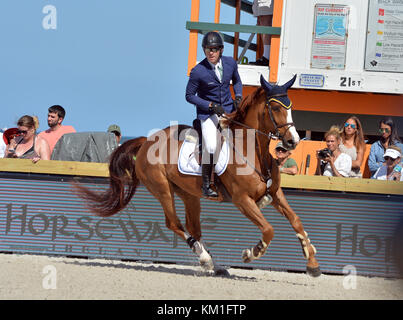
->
xmin=384 ymin=156 xmax=396 ymax=161
xmin=18 ymin=129 xmax=28 ymax=134
xmin=379 ymin=128 xmax=390 ymax=134
xmin=205 ymin=47 xmax=221 ymax=53
xmin=344 ymin=122 xmax=356 ymax=129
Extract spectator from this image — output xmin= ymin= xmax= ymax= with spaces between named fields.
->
xmin=372 ymin=146 xmax=402 ymax=181
xmin=2 ymin=128 xmax=20 ymax=146
xmin=0 ymin=129 xmax=6 ymax=158
xmin=249 ymin=0 xmax=273 ymax=66
xmin=4 ymin=115 xmax=50 ymax=163
xmin=368 ymin=117 xmax=403 ymax=176
xmin=38 ymin=105 xmax=76 ymax=154
xmin=274 ymin=141 xmax=298 ymax=175
xmin=3 ymin=127 xmax=22 ymax=159
xmin=107 ymin=124 xmax=122 ymax=146
xmin=339 ymin=115 xmax=366 ymax=178
xmin=315 ymin=126 xmax=352 ymax=177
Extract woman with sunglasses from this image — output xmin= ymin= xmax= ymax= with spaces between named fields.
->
xmin=339 ymin=116 xmax=366 ymax=178
xmin=4 ymin=115 xmax=50 ymax=163
xmin=372 ymin=146 xmax=402 ymax=181
xmin=368 ymin=117 xmax=403 ymax=177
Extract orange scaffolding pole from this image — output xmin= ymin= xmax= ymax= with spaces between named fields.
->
xmin=269 ymin=0 xmax=283 ymax=83
xmin=187 ymin=0 xmax=200 ymax=75
xmin=214 ymin=0 xmax=221 ymax=23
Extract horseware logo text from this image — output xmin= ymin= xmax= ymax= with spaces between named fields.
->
xmin=3 ymin=204 xmax=217 ymax=258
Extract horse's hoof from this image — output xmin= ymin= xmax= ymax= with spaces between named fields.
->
xmin=307 ymin=266 xmax=322 ymax=277
xmin=242 ymin=249 xmax=253 ymax=263
xmin=199 ymin=251 xmax=214 ymax=271
xmin=214 ymin=267 xmax=230 ymax=277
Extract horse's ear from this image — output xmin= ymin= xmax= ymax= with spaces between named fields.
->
xmin=260 ymin=75 xmax=273 ymax=92
xmin=283 ymin=74 xmax=297 ymax=90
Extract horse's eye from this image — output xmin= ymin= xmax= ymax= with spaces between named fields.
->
xmin=271 ymin=106 xmax=280 ymax=112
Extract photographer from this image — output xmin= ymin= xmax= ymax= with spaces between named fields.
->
xmin=315 ymin=126 xmax=352 ymax=177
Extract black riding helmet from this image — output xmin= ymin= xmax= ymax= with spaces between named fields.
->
xmin=202 ymin=31 xmax=224 ymax=49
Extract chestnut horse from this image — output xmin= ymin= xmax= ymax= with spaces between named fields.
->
xmin=76 ymin=75 xmax=321 ymax=277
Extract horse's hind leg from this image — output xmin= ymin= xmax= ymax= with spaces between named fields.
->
xmin=173 ymin=186 xmax=215 ymax=271
xmin=141 ymin=176 xmax=188 ymax=242
xmin=272 ymin=187 xmax=321 ymax=277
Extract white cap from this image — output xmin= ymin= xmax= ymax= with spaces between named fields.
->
xmin=383 ymin=148 xmax=401 ymax=159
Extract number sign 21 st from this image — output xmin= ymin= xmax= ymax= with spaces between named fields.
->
xmin=339 ymin=76 xmax=363 ymax=88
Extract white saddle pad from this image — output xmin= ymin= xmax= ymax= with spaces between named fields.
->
xmin=178 ymin=136 xmax=230 ymax=176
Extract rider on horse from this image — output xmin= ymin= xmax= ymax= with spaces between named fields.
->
xmin=185 ymin=31 xmax=243 ymax=198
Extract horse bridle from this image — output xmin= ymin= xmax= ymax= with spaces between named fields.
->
xmin=265 ymin=93 xmax=295 ymax=139
xmin=222 ymin=93 xmax=295 ymax=140
xmin=219 ymin=92 xmax=296 ymax=183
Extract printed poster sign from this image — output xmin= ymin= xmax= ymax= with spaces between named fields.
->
xmin=311 ymin=4 xmax=349 ymax=70
xmin=364 ymin=0 xmax=403 ymax=73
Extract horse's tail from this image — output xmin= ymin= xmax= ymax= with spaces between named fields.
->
xmin=75 ymin=136 xmax=147 ymax=217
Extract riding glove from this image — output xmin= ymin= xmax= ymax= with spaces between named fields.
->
xmin=233 ymin=96 xmax=242 ymax=110
xmin=210 ymin=103 xmax=225 ymax=116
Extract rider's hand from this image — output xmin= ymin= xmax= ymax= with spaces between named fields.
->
xmin=210 ymin=103 xmax=225 ymax=116
xmin=233 ymin=96 xmax=242 ymax=110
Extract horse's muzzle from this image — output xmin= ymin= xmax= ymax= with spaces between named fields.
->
xmin=283 ymin=139 xmax=297 ymax=151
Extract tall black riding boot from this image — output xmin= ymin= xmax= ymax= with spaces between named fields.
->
xmin=201 ymin=155 xmax=218 ymax=198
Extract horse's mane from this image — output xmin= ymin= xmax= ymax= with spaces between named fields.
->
xmin=224 ymin=87 xmax=264 ymax=129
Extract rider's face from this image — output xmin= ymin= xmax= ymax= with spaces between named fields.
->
xmin=204 ymin=47 xmax=222 ymax=65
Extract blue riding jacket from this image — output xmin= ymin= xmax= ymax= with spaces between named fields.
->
xmin=185 ymin=56 xmax=243 ymax=120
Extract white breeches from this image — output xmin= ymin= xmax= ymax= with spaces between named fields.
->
xmin=201 ymin=114 xmax=220 ymax=155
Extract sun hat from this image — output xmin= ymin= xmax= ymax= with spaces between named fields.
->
xmin=383 ymin=148 xmax=401 ymax=160
xmin=275 ymin=141 xmax=291 ymax=151
xmin=3 ymin=128 xmax=19 ymax=144
xmin=107 ymin=124 xmax=121 ymax=135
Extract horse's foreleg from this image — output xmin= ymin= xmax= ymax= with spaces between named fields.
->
xmin=272 ymin=188 xmax=321 ymax=277
xmin=234 ymin=195 xmax=274 ymax=263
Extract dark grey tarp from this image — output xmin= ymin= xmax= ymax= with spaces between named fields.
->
xmin=51 ymin=132 xmax=117 ymax=163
